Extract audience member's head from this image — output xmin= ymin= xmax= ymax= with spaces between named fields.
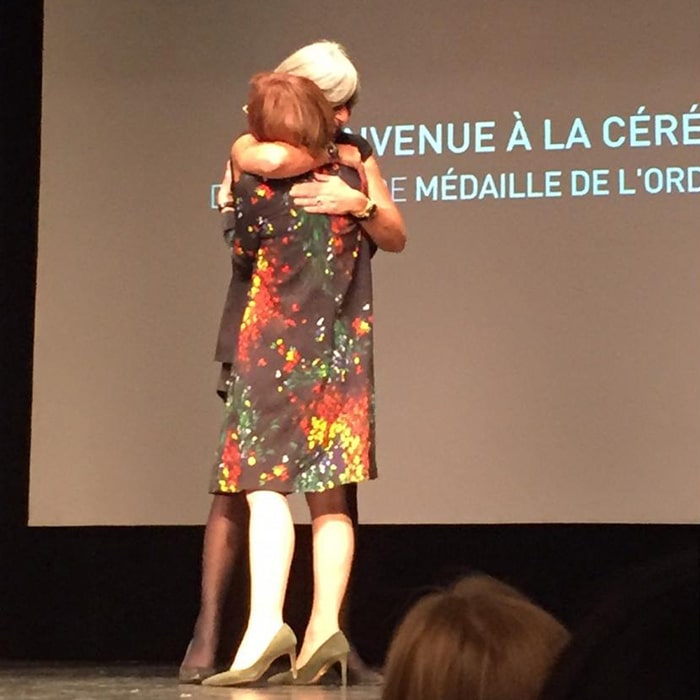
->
xmin=382 ymin=573 xmax=570 ymax=700
xmin=539 ymin=548 xmax=699 ymax=700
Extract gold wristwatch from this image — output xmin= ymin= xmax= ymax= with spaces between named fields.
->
xmin=352 ymin=198 xmax=378 ymax=220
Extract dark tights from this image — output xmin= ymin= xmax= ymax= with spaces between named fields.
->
xmin=181 ymin=484 xmax=359 ymax=669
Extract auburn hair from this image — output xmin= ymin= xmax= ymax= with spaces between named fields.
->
xmin=382 ymin=575 xmax=570 ymax=700
xmin=246 ymin=72 xmax=335 ymax=157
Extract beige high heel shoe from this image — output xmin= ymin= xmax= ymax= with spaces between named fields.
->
xmin=268 ymin=630 xmax=350 ymax=686
xmin=202 ymin=624 xmax=297 ymax=687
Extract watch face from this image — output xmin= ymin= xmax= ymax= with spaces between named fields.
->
xmin=353 ymin=199 xmax=377 ymax=220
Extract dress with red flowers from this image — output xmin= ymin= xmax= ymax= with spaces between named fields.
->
xmin=209 ymin=163 xmax=376 ymax=493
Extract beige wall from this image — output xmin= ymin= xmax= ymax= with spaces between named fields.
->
xmin=31 ymin=0 xmax=700 ymax=525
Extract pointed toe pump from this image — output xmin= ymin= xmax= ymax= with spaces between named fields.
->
xmin=178 ymin=640 xmax=219 ymax=684
xmin=268 ymin=630 xmax=350 ymax=686
xmin=202 ymin=624 xmax=297 ymax=687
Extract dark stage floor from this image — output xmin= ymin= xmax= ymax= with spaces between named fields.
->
xmin=0 ymin=665 xmax=382 ymax=700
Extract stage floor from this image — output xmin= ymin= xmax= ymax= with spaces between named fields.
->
xmin=0 ymin=665 xmax=382 ymax=700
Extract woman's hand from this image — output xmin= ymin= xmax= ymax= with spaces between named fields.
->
xmin=291 ymin=157 xmax=407 ymax=253
xmin=217 ymin=160 xmax=235 ymax=212
xmin=290 ymin=173 xmax=368 ymax=216
xmin=336 ymin=144 xmax=363 ymax=170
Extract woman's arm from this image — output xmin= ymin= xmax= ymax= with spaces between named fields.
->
xmin=360 ymin=156 xmax=407 ymax=252
xmin=288 ymin=155 xmax=407 ymax=253
xmin=216 ymin=160 xmax=237 ymax=246
xmin=226 ymin=176 xmax=265 ymax=276
xmin=232 ymin=133 xmax=325 ymax=179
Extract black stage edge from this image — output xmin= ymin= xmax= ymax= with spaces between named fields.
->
xmin=1 ymin=0 xmax=697 ymax=672
xmin=0 ymin=524 xmax=697 ymax=666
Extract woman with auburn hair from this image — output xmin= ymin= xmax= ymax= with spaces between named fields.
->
xmin=180 ymin=40 xmax=405 ymax=687
xmin=202 ymin=71 xmax=382 ymax=687
xmin=231 ymin=40 xmax=405 ymax=253
xmin=382 ymin=574 xmax=570 ymax=700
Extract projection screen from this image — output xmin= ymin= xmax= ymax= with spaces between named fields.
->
xmin=30 ymin=0 xmax=700 ymax=524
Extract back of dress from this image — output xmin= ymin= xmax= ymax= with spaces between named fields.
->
xmin=210 ymin=166 xmax=377 ymax=495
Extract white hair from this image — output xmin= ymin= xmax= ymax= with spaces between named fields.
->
xmin=274 ymin=40 xmax=359 ymax=107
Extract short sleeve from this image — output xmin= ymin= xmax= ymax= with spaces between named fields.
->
xmin=335 ymin=131 xmax=373 ymax=162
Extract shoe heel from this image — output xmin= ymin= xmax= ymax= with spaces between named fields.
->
xmin=339 ymin=653 xmax=348 ymax=687
xmin=289 ymin=647 xmax=298 ymax=680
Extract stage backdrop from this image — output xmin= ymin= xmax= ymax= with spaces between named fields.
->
xmin=31 ymin=0 xmax=699 ymax=525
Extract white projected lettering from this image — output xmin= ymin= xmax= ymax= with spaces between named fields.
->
xmin=602 ymin=105 xmax=700 ymax=148
xmin=356 ymin=106 xmax=700 ymax=156
xmin=208 ymin=104 xmax=700 ymax=207
xmin=365 ymin=122 xmax=497 ymax=156
xmin=415 ymin=169 xmax=565 ymax=201
xmin=357 ymin=104 xmax=700 ymax=202
xmin=410 ymin=165 xmax=700 ymax=202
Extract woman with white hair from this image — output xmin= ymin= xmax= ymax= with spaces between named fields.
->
xmin=180 ymin=40 xmax=405 ymax=687
xmin=232 ymin=40 xmax=405 ymax=253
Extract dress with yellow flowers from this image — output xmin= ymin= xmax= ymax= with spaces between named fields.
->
xmin=209 ymin=165 xmax=376 ymax=494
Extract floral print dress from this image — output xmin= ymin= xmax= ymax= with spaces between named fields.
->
xmin=210 ymin=164 xmax=376 ymax=494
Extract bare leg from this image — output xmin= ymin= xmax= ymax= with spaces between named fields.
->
xmin=338 ymin=483 xmax=358 ymax=633
xmin=181 ymin=493 xmax=248 ymax=672
xmin=297 ymin=487 xmax=354 ymax=668
xmin=230 ymin=490 xmax=295 ymax=671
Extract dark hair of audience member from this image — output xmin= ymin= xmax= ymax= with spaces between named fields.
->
xmin=539 ymin=547 xmax=699 ymax=700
